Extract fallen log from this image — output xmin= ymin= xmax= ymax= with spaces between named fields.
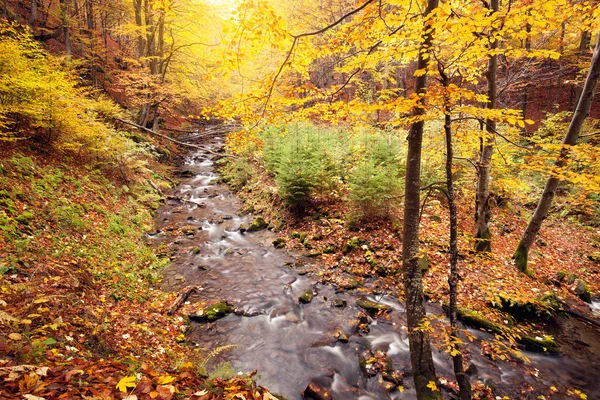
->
xmin=115 ymin=118 xmax=228 ymax=157
xmin=167 ymin=286 xmax=202 ymax=315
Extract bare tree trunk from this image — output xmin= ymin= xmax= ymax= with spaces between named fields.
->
xmin=474 ymin=0 xmax=498 ymax=252
xmin=133 ymin=0 xmax=145 ymax=58
xmin=402 ymin=1 xmax=441 ymax=398
xmin=58 ymin=0 xmax=72 ymax=59
xmin=514 ymin=33 xmax=600 ymax=273
xmin=441 ymin=72 xmax=471 ymax=400
xmin=85 ymin=0 xmax=97 ymax=86
xmin=29 ymin=0 xmax=38 ymax=25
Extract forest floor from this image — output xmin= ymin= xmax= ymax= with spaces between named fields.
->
xmin=0 ymin=144 xmax=276 ymax=399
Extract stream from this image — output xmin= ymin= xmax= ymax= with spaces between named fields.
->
xmin=148 ymin=135 xmax=600 ymax=400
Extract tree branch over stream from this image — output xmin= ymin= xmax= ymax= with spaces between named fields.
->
xmin=115 ymin=118 xmax=229 ymax=157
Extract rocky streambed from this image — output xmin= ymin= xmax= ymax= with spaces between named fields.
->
xmin=147 ymin=134 xmax=600 ymax=400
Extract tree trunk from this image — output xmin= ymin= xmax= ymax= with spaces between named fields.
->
xmin=402 ymin=1 xmax=440 ymax=399
xmin=85 ymin=0 xmax=97 ymax=86
xmin=514 ymin=33 xmax=600 ymax=273
xmin=474 ymin=0 xmax=498 ymax=252
xmin=29 ymin=0 xmax=38 ymax=25
xmin=133 ymin=0 xmax=145 ymax=58
xmin=441 ymin=73 xmax=471 ymax=400
xmin=60 ymin=0 xmax=72 ymax=59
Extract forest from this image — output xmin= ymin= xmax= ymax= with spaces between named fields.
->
xmin=0 ymin=0 xmax=600 ymax=399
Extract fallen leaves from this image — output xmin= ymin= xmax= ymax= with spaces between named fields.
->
xmin=116 ymin=376 xmax=137 ymax=392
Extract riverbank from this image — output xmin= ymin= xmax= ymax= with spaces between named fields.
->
xmin=0 ymin=138 xmax=275 ymax=399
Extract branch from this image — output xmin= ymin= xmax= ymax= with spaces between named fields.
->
xmin=291 ymin=0 xmax=375 ymax=39
xmin=261 ymin=0 xmax=376 ymax=115
xmin=579 ymin=131 xmax=600 ymax=138
xmin=115 ymin=118 xmax=228 ymax=157
xmin=453 ymin=156 xmax=478 ymax=170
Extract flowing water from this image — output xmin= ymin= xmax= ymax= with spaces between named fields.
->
xmin=148 ymin=136 xmax=600 ymax=399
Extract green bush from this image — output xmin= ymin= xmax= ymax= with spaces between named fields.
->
xmin=348 ymin=133 xmax=404 ymax=219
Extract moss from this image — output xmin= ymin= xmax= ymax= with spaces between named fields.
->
xmin=189 ymin=302 xmax=232 ymax=322
xmin=247 ymin=216 xmax=268 ymax=232
xmin=323 ymin=245 xmax=336 ymax=254
xmin=272 ymin=237 xmax=286 ymax=248
xmin=513 ymin=241 xmax=532 ymax=276
xmin=475 ymin=227 xmax=492 ymax=252
xmin=520 ymin=334 xmax=558 ymax=354
xmin=455 ymin=306 xmax=558 ymax=354
xmin=341 ymin=236 xmax=365 ymax=255
xmin=356 ymin=297 xmax=392 ymax=315
xmin=575 ymin=279 xmax=592 ymax=303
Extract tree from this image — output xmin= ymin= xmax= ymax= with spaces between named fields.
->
xmin=514 ymin=32 xmax=600 ymax=274
xmin=401 ymin=0 xmax=441 ymax=398
xmin=474 ymin=0 xmax=498 ymax=253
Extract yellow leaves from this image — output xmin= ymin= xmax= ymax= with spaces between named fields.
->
xmin=157 ymin=375 xmax=176 ymax=385
xmin=8 ymin=332 xmax=22 ymax=340
xmin=116 ymin=376 xmax=137 ymax=392
xmin=414 ymin=69 xmax=427 ymax=77
xmin=427 ymin=381 xmax=439 ymax=392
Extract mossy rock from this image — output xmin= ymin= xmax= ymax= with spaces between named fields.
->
xmin=247 ymin=217 xmax=268 ymax=232
xmin=272 ymin=237 xmax=287 ymax=249
xmin=189 ymin=302 xmax=232 ymax=322
xmin=495 ymin=295 xmax=550 ymax=320
xmin=575 ymin=279 xmax=592 ymax=303
xmin=312 ymin=234 xmax=323 ymax=241
xmin=191 ymin=246 xmax=201 ymax=255
xmin=323 ymin=245 xmax=336 ymax=254
xmin=299 ymin=290 xmax=314 ymax=304
xmin=331 ymin=298 xmax=347 ymax=308
xmin=305 ymin=251 xmax=322 ymax=258
xmin=455 ymin=306 xmax=558 ymax=354
xmin=290 ymin=231 xmax=301 ymax=239
xmin=176 ymin=170 xmax=194 ymax=177
xmin=356 ymin=297 xmax=392 ymax=315
xmin=341 ymin=237 xmax=365 ymax=255
xmin=238 ymin=224 xmax=246 ymax=233
xmin=520 ymin=334 xmax=558 ymax=354
xmin=587 ymin=252 xmax=600 ymax=263
xmin=556 ymin=271 xmax=567 ymax=282
xmin=567 ymin=273 xmax=578 ymax=285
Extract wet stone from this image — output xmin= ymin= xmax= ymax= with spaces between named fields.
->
xmin=356 ymin=297 xmax=392 ymax=315
xmin=331 ymin=298 xmax=347 ymax=308
xmin=189 ymin=301 xmax=232 ymax=322
xmin=299 ymin=289 xmax=314 ymax=304
xmin=335 ymin=330 xmax=349 ymax=343
xmin=303 ymin=382 xmax=332 ymax=400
